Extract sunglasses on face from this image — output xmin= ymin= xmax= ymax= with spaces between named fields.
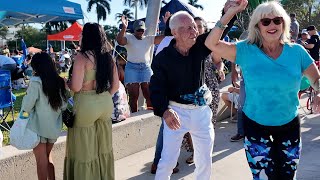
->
xmin=260 ymin=17 xmax=283 ymax=26
xmin=136 ymin=29 xmax=145 ymax=32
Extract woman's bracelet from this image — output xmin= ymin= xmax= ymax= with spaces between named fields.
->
xmin=215 ymin=20 xmax=228 ymax=30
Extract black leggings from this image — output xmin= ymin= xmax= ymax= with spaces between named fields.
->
xmin=243 ymin=113 xmax=301 ymax=180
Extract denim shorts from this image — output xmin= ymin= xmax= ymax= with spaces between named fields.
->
xmin=124 ymin=61 xmax=153 ymax=85
xmin=40 ymin=136 xmax=57 ymax=144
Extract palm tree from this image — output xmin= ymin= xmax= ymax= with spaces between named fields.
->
xmin=115 ymin=9 xmax=134 ymax=23
xmin=123 ymin=0 xmax=148 ymax=20
xmin=188 ymin=0 xmax=204 ymax=10
xmin=87 ymin=0 xmax=111 ymax=24
xmin=0 ymin=26 xmax=8 ymax=39
xmin=44 ymin=20 xmax=76 ymax=34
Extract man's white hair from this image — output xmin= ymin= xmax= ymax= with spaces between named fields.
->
xmin=169 ymin=11 xmax=193 ymax=30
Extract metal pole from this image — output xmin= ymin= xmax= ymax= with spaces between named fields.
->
xmin=145 ymin=0 xmax=161 ymax=36
xmin=137 ymin=0 xmax=161 ymax=110
xmin=135 ymin=1 xmax=138 ymax=20
xmin=145 ymin=0 xmax=161 ymax=62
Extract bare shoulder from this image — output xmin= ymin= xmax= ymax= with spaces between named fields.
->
xmin=74 ymin=52 xmax=87 ymax=64
xmin=75 ymin=52 xmax=95 ymax=64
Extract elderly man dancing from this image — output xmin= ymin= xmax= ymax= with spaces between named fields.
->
xmin=149 ymin=6 xmax=236 ymax=180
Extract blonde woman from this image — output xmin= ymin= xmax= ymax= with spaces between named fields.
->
xmin=205 ymin=0 xmax=320 ymax=179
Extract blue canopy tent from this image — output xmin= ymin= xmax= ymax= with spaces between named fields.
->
xmin=120 ymin=0 xmax=209 ymax=32
xmin=0 ymin=0 xmax=83 ymax=26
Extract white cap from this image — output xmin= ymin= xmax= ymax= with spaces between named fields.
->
xmin=301 ymin=29 xmax=308 ymax=34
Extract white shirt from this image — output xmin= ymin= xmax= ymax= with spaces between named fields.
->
xmin=155 ymin=36 xmax=174 ymax=56
xmin=125 ymin=33 xmax=155 ymax=63
xmin=59 ymin=54 xmax=70 ymax=67
xmin=0 ymin=55 xmax=16 ymax=67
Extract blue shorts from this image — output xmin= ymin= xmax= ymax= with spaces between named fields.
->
xmin=124 ymin=61 xmax=153 ymax=85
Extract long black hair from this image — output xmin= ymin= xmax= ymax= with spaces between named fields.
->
xmin=164 ymin=16 xmax=172 ymax=36
xmin=31 ymin=52 xmax=67 ymax=111
xmin=80 ymin=22 xmax=114 ymax=94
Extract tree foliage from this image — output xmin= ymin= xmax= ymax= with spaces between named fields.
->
xmin=9 ymin=25 xmax=46 ymax=49
xmin=87 ymin=0 xmax=111 ymax=24
xmin=162 ymin=0 xmax=168 ymax=5
xmin=188 ymin=0 xmax=204 ymax=10
xmin=123 ymin=0 xmax=148 ymax=19
xmin=282 ymin=0 xmax=320 ymax=29
xmin=104 ymin=25 xmax=120 ymax=42
xmin=236 ymin=0 xmax=320 ymax=31
xmin=115 ymin=9 xmax=134 ymax=23
xmin=123 ymin=0 xmax=148 ymax=9
xmin=43 ymin=20 xmax=76 ymax=34
xmin=235 ymin=0 xmax=267 ymax=31
xmin=0 ymin=26 xmax=9 ymax=39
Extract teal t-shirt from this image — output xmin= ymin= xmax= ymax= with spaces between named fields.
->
xmin=235 ymin=41 xmax=313 ymax=126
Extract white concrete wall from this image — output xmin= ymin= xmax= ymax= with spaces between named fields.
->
xmin=0 ymin=111 xmax=161 ymax=180
xmin=0 ymin=83 xmax=233 ymax=180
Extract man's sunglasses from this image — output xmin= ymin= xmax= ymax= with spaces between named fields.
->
xmin=260 ymin=17 xmax=283 ymax=26
xmin=136 ymin=29 xmax=145 ymax=32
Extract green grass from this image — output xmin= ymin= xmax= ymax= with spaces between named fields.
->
xmin=1 ymin=72 xmax=69 ymax=146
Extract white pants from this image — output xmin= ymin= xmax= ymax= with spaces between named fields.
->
xmin=155 ymin=105 xmax=215 ymax=180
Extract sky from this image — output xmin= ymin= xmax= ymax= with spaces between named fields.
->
xmin=69 ymin=0 xmax=226 ymax=26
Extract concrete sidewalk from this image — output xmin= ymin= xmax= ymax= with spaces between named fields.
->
xmin=115 ymin=97 xmax=320 ymax=180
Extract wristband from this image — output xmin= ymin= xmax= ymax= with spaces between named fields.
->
xmin=215 ymin=20 xmax=228 ymax=30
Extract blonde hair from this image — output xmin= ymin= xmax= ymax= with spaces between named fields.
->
xmin=247 ymin=1 xmax=291 ymax=47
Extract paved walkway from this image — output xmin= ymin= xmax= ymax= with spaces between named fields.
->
xmin=115 ymin=95 xmax=320 ymax=180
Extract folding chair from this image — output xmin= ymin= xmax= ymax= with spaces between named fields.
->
xmin=11 ymin=56 xmax=24 ymax=68
xmin=0 ymin=70 xmax=15 ymax=131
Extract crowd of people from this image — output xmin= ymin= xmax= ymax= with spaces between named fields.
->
xmin=1 ymin=0 xmax=320 ymax=180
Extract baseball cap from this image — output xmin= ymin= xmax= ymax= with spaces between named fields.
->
xmin=307 ymin=25 xmax=316 ymax=31
xmin=301 ymin=29 xmax=308 ymax=34
xmin=133 ymin=20 xmax=146 ymax=31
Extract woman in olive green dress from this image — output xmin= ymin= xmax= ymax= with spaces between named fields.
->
xmin=64 ymin=23 xmax=119 ymax=180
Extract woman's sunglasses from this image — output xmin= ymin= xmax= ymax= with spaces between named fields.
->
xmin=260 ymin=17 xmax=283 ymax=26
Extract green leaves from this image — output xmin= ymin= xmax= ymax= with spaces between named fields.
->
xmin=248 ymin=0 xmax=267 ymax=10
xmin=12 ymin=26 xmax=46 ymax=49
xmin=0 ymin=26 xmax=8 ymax=39
xmin=188 ymin=0 xmax=204 ymax=10
xmin=282 ymin=0 xmax=320 ymax=28
xmin=123 ymin=0 xmax=148 ymax=9
xmin=104 ymin=25 xmax=119 ymax=41
xmin=115 ymin=9 xmax=134 ymax=23
xmin=87 ymin=0 xmax=112 ymax=24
